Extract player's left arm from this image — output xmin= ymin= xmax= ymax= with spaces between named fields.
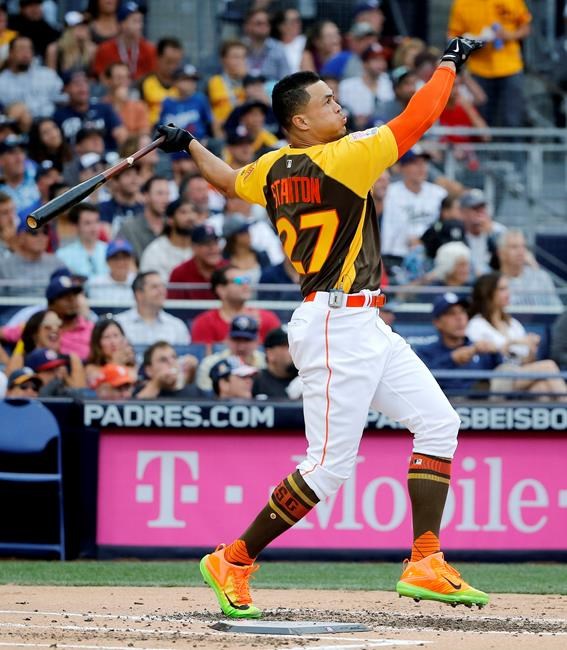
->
xmin=387 ymin=37 xmax=484 ymax=157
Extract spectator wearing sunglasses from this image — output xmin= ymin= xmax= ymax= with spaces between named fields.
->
xmin=167 ymin=224 xmax=225 ymax=300
xmin=191 ymin=265 xmax=280 ymax=345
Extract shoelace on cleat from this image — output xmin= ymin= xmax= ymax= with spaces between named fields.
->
xmin=231 ymin=564 xmax=259 ymax=605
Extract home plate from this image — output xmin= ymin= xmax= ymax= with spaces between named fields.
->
xmin=211 ymin=620 xmax=370 ymax=635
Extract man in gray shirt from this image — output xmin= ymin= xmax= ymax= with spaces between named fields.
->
xmin=0 ymin=221 xmax=64 ymax=296
xmin=0 ymin=36 xmax=62 ymax=118
xmin=242 ymin=8 xmax=290 ymax=81
xmin=116 ymin=175 xmax=169 ymax=262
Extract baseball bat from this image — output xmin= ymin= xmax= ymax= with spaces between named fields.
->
xmin=26 ymin=135 xmax=165 ymax=230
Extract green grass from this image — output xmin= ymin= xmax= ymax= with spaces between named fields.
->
xmin=0 ymin=560 xmax=565 ymax=594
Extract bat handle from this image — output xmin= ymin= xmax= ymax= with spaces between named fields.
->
xmin=102 ymin=135 xmax=166 ymax=181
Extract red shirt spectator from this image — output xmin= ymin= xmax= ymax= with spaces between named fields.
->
xmin=168 ymin=224 xmax=225 ymax=300
xmin=92 ymin=2 xmax=156 ymax=81
xmin=192 ymin=307 xmax=280 ymax=345
xmin=190 ymin=265 xmax=280 ymax=344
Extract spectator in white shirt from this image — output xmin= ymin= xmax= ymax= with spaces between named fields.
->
xmin=339 ymin=42 xmax=393 ymax=130
xmin=381 ymin=146 xmax=447 ymax=263
xmin=115 ymin=270 xmax=190 ymax=346
xmin=87 ymin=238 xmax=136 ymax=304
xmin=459 ymin=189 xmax=506 ymax=277
xmin=0 ymin=36 xmax=63 ymax=118
xmin=139 ymin=198 xmax=201 ymax=282
xmin=496 ymin=229 xmax=562 ymax=308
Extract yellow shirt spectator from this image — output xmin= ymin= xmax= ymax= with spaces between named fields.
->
xmin=448 ymin=0 xmax=531 ymax=78
xmin=141 ymin=73 xmax=179 ymax=125
xmin=208 ymin=74 xmax=246 ymax=125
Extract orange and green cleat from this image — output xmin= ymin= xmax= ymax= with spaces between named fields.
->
xmin=199 ymin=544 xmax=262 ymax=619
xmin=396 ymin=552 xmax=489 ymax=608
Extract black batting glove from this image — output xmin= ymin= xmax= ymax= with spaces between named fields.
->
xmin=155 ymin=123 xmax=195 ymax=153
xmin=440 ymin=37 xmax=484 ymax=73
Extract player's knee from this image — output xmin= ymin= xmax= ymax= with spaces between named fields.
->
xmin=301 ymin=466 xmax=348 ymax=500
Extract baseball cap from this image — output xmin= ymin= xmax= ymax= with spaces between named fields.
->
xmin=432 ymin=292 xmax=469 ymax=319
xmin=64 ymin=11 xmax=88 ymax=27
xmin=460 ymin=188 xmax=487 ymax=209
xmin=226 ymin=125 xmax=254 ymax=146
xmin=60 ymin=68 xmax=88 ymax=86
xmin=353 ymin=0 xmax=382 ymax=18
xmin=399 ymin=144 xmax=432 ymax=165
xmin=45 ymin=274 xmax=83 ymax=302
xmin=36 ymin=159 xmax=57 ymax=179
xmin=361 ymin=42 xmax=386 ymax=62
xmin=106 ymin=238 xmax=133 ymax=259
xmin=117 ymin=1 xmax=145 ymax=22
xmin=24 ymin=348 xmax=68 ymax=372
xmin=173 ymin=64 xmax=200 ymax=80
xmin=263 ymin=326 xmax=289 ymax=349
xmin=209 ymin=356 xmax=258 ymax=384
xmin=7 ymin=367 xmax=42 ymax=390
xmin=0 ymin=134 xmax=27 ymax=154
xmin=92 ymin=363 xmax=133 ymax=388
xmin=243 ymin=72 xmax=266 ymax=87
xmin=222 ymin=215 xmax=250 ymax=239
xmin=229 ymin=315 xmax=258 ymax=341
xmin=391 ymin=65 xmax=414 ymax=86
xmin=349 ymin=21 xmax=377 ymax=39
xmin=191 ymin=223 xmax=218 ymax=244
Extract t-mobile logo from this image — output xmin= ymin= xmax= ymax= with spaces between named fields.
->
xmin=136 ymin=451 xmax=199 ymax=528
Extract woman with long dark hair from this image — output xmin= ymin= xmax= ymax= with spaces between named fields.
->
xmin=4 ymin=309 xmax=86 ymax=387
xmin=299 ymin=20 xmax=342 ymax=73
xmin=86 ymin=0 xmax=119 ymax=44
xmin=28 ymin=118 xmax=73 ymax=171
xmin=85 ymin=316 xmax=137 ymax=386
xmin=467 ymin=272 xmax=567 ymax=399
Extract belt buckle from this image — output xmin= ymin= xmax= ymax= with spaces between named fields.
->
xmin=328 ymin=288 xmax=344 ymax=308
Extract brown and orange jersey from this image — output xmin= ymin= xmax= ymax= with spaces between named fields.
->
xmin=235 ymin=125 xmax=398 ymax=296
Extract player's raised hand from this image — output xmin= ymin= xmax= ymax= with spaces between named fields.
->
xmin=440 ymin=37 xmax=484 ymax=73
xmin=155 ymin=123 xmax=195 ymax=153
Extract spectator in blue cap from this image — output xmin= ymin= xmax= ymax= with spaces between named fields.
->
xmin=196 ymin=314 xmax=266 ymax=393
xmin=46 ymin=273 xmax=94 ymax=361
xmin=5 ymin=366 xmax=42 ymax=398
xmin=53 ymin=69 xmax=126 ymax=150
xmin=0 ymin=220 xmax=64 ymax=296
xmin=209 ymin=355 xmax=258 ymax=399
xmin=24 ymin=346 xmax=86 ymax=397
xmin=87 ymin=238 xmax=136 ymax=303
xmin=414 ymin=292 xmax=501 ymax=396
xmin=0 ymin=134 xmax=41 ymax=217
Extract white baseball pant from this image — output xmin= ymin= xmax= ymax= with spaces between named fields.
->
xmin=287 ymin=290 xmax=460 ymax=500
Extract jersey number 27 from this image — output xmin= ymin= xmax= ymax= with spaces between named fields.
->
xmin=276 ymin=209 xmax=339 ymax=275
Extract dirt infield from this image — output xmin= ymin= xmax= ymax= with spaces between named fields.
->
xmin=0 ymin=585 xmax=566 ymax=649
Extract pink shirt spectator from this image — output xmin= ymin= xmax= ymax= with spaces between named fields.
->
xmin=59 ymin=316 xmax=94 ymax=361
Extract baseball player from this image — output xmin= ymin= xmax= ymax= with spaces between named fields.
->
xmin=156 ymin=36 xmax=487 ymax=618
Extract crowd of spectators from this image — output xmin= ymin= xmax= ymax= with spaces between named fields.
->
xmin=0 ymin=0 xmax=564 ymax=405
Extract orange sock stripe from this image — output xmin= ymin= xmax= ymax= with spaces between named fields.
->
xmin=224 ymin=539 xmax=255 ymax=565
xmin=411 ymin=531 xmax=440 ymax=562
xmin=410 ymin=453 xmax=451 ymax=478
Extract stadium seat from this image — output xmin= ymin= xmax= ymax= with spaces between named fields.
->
xmin=0 ymin=400 xmax=65 ymax=560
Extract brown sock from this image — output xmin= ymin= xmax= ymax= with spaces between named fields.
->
xmin=224 ymin=470 xmax=319 ymax=564
xmin=407 ymin=452 xmax=451 ymax=562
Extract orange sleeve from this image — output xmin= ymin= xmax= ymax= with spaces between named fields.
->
xmin=387 ymin=66 xmax=456 ymax=158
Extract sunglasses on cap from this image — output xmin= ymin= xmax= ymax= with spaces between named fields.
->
xmin=230 ymin=276 xmax=251 ymax=285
